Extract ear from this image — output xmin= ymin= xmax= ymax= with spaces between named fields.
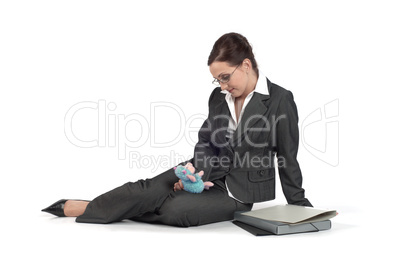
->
xmin=242 ymin=58 xmax=252 ymax=72
xmin=186 ymin=174 xmax=196 ymax=182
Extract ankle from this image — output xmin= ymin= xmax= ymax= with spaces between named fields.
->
xmin=64 ymin=200 xmax=89 ymax=217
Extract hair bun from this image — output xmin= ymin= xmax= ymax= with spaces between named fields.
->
xmin=208 ymin=32 xmax=258 ymax=73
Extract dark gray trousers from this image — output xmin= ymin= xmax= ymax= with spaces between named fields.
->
xmin=76 ymin=166 xmax=252 ymax=227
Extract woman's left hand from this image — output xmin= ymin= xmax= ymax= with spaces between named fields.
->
xmin=173 ymin=180 xmax=184 ymax=192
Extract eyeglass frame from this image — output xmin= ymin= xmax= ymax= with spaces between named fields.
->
xmin=212 ymin=63 xmax=241 ymax=86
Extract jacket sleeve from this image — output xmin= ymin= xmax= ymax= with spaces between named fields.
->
xmin=188 ymin=88 xmax=219 ymax=181
xmin=275 ymin=90 xmax=313 ymax=207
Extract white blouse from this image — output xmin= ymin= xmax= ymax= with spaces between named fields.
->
xmin=219 ymin=71 xmax=270 ymax=140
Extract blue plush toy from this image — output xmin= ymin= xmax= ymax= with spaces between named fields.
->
xmin=173 ymin=162 xmax=214 ymax=193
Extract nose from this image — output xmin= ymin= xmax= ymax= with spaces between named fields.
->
xmin=220 ymin=82 xmax=229 ymax=91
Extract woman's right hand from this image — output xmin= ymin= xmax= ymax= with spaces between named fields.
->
xmin=173 ymin=180 xmax=184 ymax=192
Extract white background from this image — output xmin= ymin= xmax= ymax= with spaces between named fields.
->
xmin=1 ymin=1 xmax=401 ymax=266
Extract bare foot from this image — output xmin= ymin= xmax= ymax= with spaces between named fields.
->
xmin=64 ymin=200 xmax=89 ymax=217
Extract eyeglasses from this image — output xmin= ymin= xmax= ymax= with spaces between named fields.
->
xmin=212 ymin=64 xmax=240 ymax=86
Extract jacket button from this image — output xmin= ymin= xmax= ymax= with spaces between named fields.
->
xmin=224 ymin=167 xmax=230 ymax=173
xmin=259 ymin=170 xmax=265 ymax=175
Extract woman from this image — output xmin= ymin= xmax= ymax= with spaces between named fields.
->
xmin=42 ymin=32 xmax=312 ymax=227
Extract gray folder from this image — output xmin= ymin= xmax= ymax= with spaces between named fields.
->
xmin=233 ymin=204 xmax=336 ymax=235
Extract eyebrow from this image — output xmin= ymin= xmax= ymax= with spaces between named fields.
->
xmin=213 ymin=72 xmax=229 ymax=79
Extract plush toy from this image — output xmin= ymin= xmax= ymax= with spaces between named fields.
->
xmin=173 ymin=162 xmax=214 ymax=193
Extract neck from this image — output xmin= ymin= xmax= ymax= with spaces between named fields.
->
xmin=237 ymin=70 xmax=258 ymax=101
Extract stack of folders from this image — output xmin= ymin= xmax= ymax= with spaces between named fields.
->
xmin=233 ymin=204 xmax=337 ymax=236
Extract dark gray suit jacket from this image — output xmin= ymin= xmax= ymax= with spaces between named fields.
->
xmin=189 ymin=78 xmax=312 ymax=207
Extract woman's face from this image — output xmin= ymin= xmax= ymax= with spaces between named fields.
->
xmin=209 ymin=61 xmax=251 ymax=99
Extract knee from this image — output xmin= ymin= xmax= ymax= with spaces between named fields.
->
xmin=158 ymin=193 xmax=200 ymax=227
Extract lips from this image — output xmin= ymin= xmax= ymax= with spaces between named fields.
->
xmin=228 ymin=88 xmax=234 ymax=93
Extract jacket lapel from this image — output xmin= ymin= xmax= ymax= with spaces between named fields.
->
xmin=230 ymin=92 xmax=270 ymax=148
xmin=213 ymin=90 xmax=271 ymax=150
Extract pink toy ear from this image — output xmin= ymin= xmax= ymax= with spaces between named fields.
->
xmin=182 ymin=170 xmax=186 ymax=174
xmin=198 ymin=170 xmax=204 ymax=177
xmin=186 ymin=174 xmax=196 ymax=182
xmin=173 ymin=167 xmax=177 ymax=170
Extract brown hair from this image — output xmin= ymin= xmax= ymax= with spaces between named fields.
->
xmin=207 ymin=32 xmax=258 ymax=74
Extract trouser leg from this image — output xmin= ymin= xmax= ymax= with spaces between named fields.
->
xmin=75 ymin=165 xmax=253 ymax=226
xmin=76 ymin=166 xmax=178 ymax=224
xmin=131 ymin=179 xmax=253 ymax=227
